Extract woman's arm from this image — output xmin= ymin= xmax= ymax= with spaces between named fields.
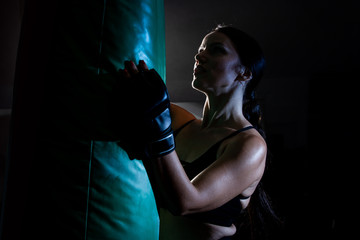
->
xmin=119 ymin=60 xmax=266 ymax=216
xmin=148 ymin=132 xmax=267 ymax=216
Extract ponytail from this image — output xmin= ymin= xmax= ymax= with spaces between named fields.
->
xmin=214 ymin=25 xmax=283 ymax=239
xmin=243 ymin=85 xmax=265 ymax=138
xmin=214 ymin=24 xmax=266 ymax=137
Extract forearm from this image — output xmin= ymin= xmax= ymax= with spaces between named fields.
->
xmin=145 ymin=151 xmax=201 ymax=216
xmin=115 ymin=61 xmax=202 ymax=214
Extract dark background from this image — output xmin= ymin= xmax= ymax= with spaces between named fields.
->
xmin=1 ymin=0 xmax=359 ymax=239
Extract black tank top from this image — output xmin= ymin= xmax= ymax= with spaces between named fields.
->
xmin=174 ymin=120 xmax=254 ymax=227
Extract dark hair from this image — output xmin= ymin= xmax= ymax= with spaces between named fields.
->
xmin=214 ymin=25 xmax=282 ymax=239
xmin=214 ymin=25 xmax=265 ymax=136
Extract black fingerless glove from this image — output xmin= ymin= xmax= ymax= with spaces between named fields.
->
xmin=111 ymin=69 xmax=175 ymax=160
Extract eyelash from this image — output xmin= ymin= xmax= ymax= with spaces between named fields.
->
xmin=211 ymin=46 xmax=226 ymax=54
xmin=198 ymin=46 xmax=226 ymax=54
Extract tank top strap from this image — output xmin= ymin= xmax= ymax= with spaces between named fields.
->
xmin=174 ymin=119 xmax=195 ymax=137
xmin=220 ymin=125 xmax=254 ymax=143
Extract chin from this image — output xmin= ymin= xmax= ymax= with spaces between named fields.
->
xmin=191 ymin=78 xmax=201 ymax=90
xmin=192 ymin=80 xmax=206 ymax=94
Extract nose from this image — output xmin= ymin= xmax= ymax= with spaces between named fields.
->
xmin=194 ymin=51 xmax=206 ymax=64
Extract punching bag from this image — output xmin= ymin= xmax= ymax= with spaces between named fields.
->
xmin=1 ymin=0 xmax=165 ymax=239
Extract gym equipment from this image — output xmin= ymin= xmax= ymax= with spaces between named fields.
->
xmin=1 ymin=0 xmax=165 ymax=239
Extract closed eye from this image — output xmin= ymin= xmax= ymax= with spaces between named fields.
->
xmin=197 ymin=42 xmax=228 ymax=55
xmin=209 ymin=43 xmax=227 ymax=54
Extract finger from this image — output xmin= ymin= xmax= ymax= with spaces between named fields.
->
xmin=124 ymin=60 xmax=139 ymax=74
xmin=138 ymin=60 xmax=149 ymax=71
xmin=119 ymin=69 xmax=131 ymax=78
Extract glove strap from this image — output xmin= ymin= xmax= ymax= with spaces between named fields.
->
xmin=147 ymin=132 xmax=175 ymax=158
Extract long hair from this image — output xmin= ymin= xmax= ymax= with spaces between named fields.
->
xmin=214 ymin=25 xmax=283 ymax=239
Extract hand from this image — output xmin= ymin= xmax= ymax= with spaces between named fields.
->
xmin=112 ymin=60 xmax=175 ymax=160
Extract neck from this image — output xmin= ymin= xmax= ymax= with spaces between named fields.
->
xmin=201 ymin=92 xmax=246 ymax=129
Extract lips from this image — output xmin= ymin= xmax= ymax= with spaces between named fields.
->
xmin=194 ymin=65 xmax=206 ymax=75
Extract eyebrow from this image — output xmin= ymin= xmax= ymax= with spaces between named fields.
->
xmin=199 ymin=42 xmax=225 ymax=51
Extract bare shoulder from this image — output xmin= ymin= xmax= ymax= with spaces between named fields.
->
xmin=170 ymin=103 xmax=197 ymax=131
xmin=221 ymin=128 xmax=267 ymax=165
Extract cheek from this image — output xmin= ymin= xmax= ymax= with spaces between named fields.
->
xmin=211 ymin=61 xmax=238 ymax=82
xmin=192 ymin=59 xmax=239 ymax=90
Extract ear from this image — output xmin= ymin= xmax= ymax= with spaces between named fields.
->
xmin=236 ymin=66 xmax=253 ymax=82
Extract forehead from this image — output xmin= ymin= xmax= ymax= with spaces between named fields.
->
xmin=200 ymin=31 xmax=235 ymax=49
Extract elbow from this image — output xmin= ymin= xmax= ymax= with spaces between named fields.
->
xmin=167 ymin=207 xmax=184 ymax=216
xmin=161 ymin=194 xmax=195 ymax=216
xmin=168 ymin=197 xmax=198 ymax=216
xmin=156 ymin=190 xmax=198 ymax=216
xmin=169 ymin=206 xmax=191 ymax=217
xmin=175 ymin=205 xmax=192 ymax=216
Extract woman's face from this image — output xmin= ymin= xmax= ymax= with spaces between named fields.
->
xmin=192 ymin=31 xmax=242 ymax=95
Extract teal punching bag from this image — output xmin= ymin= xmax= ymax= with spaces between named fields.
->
xmin=1 ymin=0 xmax=165 ymax=239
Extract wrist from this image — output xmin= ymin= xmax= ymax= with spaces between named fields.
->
xmin=146 ymin=130 xmax=175 ymax=158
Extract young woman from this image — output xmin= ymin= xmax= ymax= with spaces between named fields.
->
xmin=121 ymin=25 xmax=281 ymax=239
